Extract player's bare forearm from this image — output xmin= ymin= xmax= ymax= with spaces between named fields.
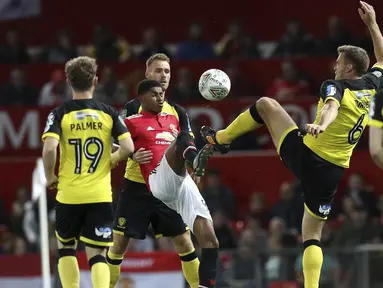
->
xmin=371 ymin=150 xmax=383 ymax=170
xmin=42 ymin=137 xmax=59 ymax=179
xmin=368 ymin=23 xmax=383 ymax=63
xmin=42 ymin=147 xmax=57 ymax=179
xmin=113 ymin=137 xmax=134 ymax=161
xmin=317 ymin=101 xmax=339 ymax=129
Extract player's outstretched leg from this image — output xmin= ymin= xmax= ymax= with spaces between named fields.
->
xmin=56 ymin=239 xmax=80 ymax=288
xmin=106 ymin=234 xmax=129 ymax=288
xmin=201 ymin=97 xmax=298 ymax=153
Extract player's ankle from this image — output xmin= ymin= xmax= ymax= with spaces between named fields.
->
xmin=216 ymin=130 xmax=230 ymax=145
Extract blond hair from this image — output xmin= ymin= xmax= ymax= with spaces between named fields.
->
xmin=146 ymin=53 xmax=170 ymax=69
xmin=65 ymin=56 xmax=97 ymax=91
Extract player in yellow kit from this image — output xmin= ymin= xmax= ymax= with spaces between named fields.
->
xmin=201 ymin=2 xmax=383 ymax=288
xmin=42 ymin=56 xmax=134 ymax=288
xmin=369 ymin=89 xmax=383 ymax=169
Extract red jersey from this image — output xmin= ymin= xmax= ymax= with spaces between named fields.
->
xmin=124 ymin=111 xmax=180 ymax=187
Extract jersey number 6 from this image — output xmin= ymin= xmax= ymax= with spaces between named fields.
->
xmin=68 ymin=137 xmax=104 ymax=174
xmin=348 ymin=114 xmax=365 ymax=145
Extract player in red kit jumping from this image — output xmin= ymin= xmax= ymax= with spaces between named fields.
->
xmin=124 ymin=79 xmax=219 ymax=288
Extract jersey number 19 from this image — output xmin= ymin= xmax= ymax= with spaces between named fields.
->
xmin=68 ymin=137 xmax=104 ymax=174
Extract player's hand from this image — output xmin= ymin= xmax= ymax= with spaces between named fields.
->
xmin=305 ymin=124 xmax=325 ymax=138
xmin=359 ymin=1 xmax=376 ymax=26
xmin=110 ymin=153 xmax=119 ymax=169
xmin=133 ymin=148 xmax=153 ymax=164
xmin=46 ymin=175 xmax=58 ymax=189
xmin=171 ymin=128 xmax=179 ymax=139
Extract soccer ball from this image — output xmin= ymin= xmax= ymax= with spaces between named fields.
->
xmin=198 ymin=69 xmax=231 ymax=101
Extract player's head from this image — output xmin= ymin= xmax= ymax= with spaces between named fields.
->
xmin=145 ymin=53 xmax=170 ymax=91
xmin=137 ymin=79 xmax=164 ymax=114
xmin=65 ymin=56 xmax=98 ymax=95
xmin=335 ymin=45 xmax=370 ymax=80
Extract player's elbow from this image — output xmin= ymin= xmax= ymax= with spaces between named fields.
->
xmin=119 ymin=137 xmax=135 ymax=159
xmin=42 ymin=138 xmax=58 ymax=156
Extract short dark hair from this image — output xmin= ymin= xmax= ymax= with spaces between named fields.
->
xmin=137 ymin=79 xmax=162 ymax=96
xmin=337 ymin=45 xmax=370 ymax=76
xmin=65 ymin=56 xmax=97 ymax=92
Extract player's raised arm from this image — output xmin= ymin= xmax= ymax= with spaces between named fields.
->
xmin=359 ymin=1 xmax=383 ymax=66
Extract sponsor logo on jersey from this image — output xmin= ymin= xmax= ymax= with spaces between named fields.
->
xmin=326 ymin=85 xmax=336 ymax=97
xmin=75 ymin=111 xmax=100 ymax=121
xmin=355 ymin=91 xmax=372 ymax=99
xmin=95 ymin=227 xmax=112 ymax=238
xmin=319 ymin=204 xmax=331 ymax=216
xmin=155 ymin=131 xmax=175 ymax=142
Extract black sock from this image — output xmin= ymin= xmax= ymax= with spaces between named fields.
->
xmin=199 ymin=248 xmax=219 ymax=287
xmin=249 ymin=103 xmax=265 ymax=124
xmin=176 ymin=131 xmax=198 ymax=164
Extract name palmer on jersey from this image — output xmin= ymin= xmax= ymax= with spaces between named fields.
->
xmin=41 ymin=99 xmax=130 ymax=204
xmin=303 ymin=63 xmax=383 ymax=168
xmin=123 ymin=111 xmax=180 ymax=187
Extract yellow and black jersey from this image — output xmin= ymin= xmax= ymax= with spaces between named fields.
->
xmin=42 ymin=99 xmax=130 ymax=204
xmin=369 ymin=89 xmax=383 ymax=128
xmin=304 ymin=63 xmax=383 ymax=168
xmin=120 ymin=98 xmax=193 ymax=183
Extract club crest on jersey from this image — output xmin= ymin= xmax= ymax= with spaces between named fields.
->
xmin=326 ymin=85 xmax=336 ymax=97
xmin=75 ymin=111 xmax=99 ymax=121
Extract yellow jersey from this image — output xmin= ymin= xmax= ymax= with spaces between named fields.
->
xmin=42 ymin=99 xmax=130 ymax=204
xmin=304 ymin=64 xmax=383 ymax=168
xmin=120 ymin=98 xmax=193 ymax=183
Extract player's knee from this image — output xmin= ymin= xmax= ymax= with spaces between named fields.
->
xmin=172 ymin=230 xmax=194 ymax=252
xmin=256 ymin=97 xmax=280 ymax=115
xmin=85 ymin=245 xmax=107 ymax=261
xmin=110 ymin=234 xmax=129 ymax=255
xmin=88 ymin=254 xmax=107 ymax=269
xmin=57 ymin=239 xmax=76 ymax=250
xmin=58 ymin=248 xmax=76 ymax=259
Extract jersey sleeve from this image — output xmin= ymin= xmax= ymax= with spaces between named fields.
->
xmin=120 ymin=98 xmax=141 ymax=118
xmin=364 ymin=63 xmax=383 ymax=89
xmin=111 ymin=108 xmax=130 ymax=141
xmin=41 ymin=109 xmax=62 ymax=141
xmin=173 ymin=104 xmax=194 ymax=137
xmin=369 ymin=91 xmax=383 ymax=128
xmin=319 ymin=80 xmax=344 ymax=106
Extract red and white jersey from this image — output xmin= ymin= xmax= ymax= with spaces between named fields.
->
xmin=124 ymin=111 xmax=180 ymax=188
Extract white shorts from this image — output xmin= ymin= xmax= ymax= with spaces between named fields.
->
xmin=148 ymin=155 xmax=212 ymax=233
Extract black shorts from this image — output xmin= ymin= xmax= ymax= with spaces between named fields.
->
xmin=113 ymin=179 xmax=187 ymax=239
xmin=279 ymin=128 xmax=344 ymax=219
xmin=55 ymin=201 xmax=113 ymax=247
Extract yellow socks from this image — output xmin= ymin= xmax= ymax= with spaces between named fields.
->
xmin=58 ymin=249 xmax=80 ymax=288
xmin=88 ymin=255 xmax=110 ymax=288
xmin=216 ymin=106 xmax=263 ymax=144
xmin=106 ymin=250 xmax=124 ymax=288
xmin=179 ymin=249 xmax=200 ymax=288
xmin=302 ymin=240 xmax=323 ymax=288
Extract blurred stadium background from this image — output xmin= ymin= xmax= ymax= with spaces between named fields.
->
xmin=1 ymin=0 xmax=383 ymax=287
